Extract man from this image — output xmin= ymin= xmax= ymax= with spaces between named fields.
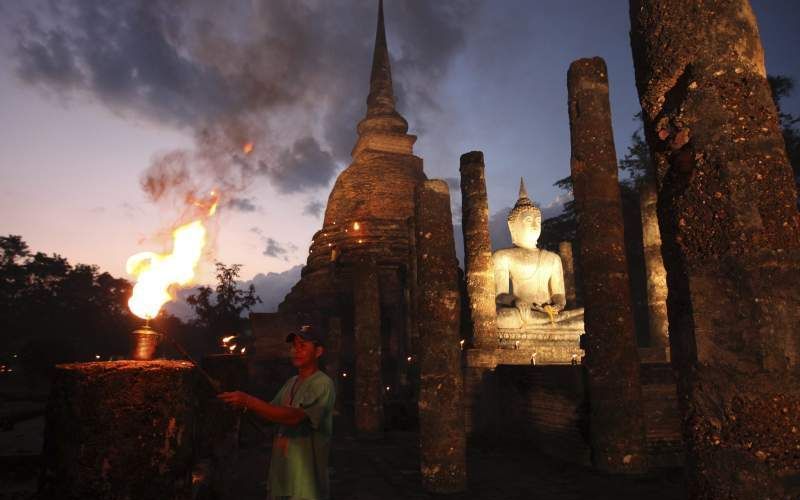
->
xmin=218 ymin=325 xmax=335 ymax=500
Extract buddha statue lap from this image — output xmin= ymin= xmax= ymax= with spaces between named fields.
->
xmin=493 ymin=180 xmax=584 ymax=330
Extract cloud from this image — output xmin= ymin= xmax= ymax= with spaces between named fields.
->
xmin=266 ymin=136 xmax=337 ymax=194
xmin=303 ymin=200 xmax=324 ymax=218
xmin=225 ymin=197 xmax=258 ymax=212
xmin=7 ymin=0 xmax=482 ymax=202
xmin=248 ymin=265 xmax=303 ymax=313
xmin=263 ymin=237 xmax=288 ymax=260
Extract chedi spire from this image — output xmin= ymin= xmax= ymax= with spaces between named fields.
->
xmin=353 ymin=0 xmax=415 ymax=158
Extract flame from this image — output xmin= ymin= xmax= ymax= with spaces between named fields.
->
xmin=243 ymin=142 xmax=254 ymax=155
xmin=241 ymin=347 xmax=247 ymax=354
xmin=127 ymin=220 xmax=207 ymax=320
xmin=222 ymin=335 xmax=236 ymax=344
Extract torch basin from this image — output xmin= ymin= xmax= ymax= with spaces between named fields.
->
xmin=130 ymin=327 xmax=161 ymax=360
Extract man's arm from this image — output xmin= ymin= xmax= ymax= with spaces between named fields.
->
xmin=217 ymin=391 xmax=307 ymax=427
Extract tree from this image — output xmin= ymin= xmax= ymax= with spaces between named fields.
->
xmin=1 ymin=235 xmax=141 ymax=382
xmin=186 ymin=262 xmax=261 ymax=349
xmin=768 ymin=74 xmax=800 ymax=205
xmin=618 ymin=113 xmax=652 ymax=188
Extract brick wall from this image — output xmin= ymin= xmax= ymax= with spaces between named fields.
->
xmin=494 ymin=363 xmax=683 ymax=467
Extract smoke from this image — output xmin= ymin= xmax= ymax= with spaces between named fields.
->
xmin=7 ymin=0 xmax=482 ymax=206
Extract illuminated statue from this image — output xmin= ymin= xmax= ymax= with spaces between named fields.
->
xmin=493 ymin=179 xmax=584 ymax=329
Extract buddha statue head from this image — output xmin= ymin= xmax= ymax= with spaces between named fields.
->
xmin=507 ymin=178 xmax=542 ymax=250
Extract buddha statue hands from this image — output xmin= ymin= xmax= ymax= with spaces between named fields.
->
xmin=492 ymin=179 xmax=584 ymax=330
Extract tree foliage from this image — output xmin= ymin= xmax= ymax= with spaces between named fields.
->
xmin=768 ymin=75 xmax=800 ymax=202
xmin=0 ymin=235 xmax=139 ymax=376
xmin=186 ymin=262 xmax=261 ymax=348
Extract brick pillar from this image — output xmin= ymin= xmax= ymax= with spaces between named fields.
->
xmin=630 ymin=1 xmax=800 ymax=497
xmin=459 ymin=150 xmax=499 ymax=438
xmin=40 ymin=361 xmax=195 ymax=500
xmin=459 ymin=151 xmax=497 ymax=349
xmin=568 ymin=57 xmax=648 ymax=473
xmin=415 ymin=179 xmax=468 ymax=493
xmin=353 ymin=258 xmax=382 ymax=438
xmin=558 ymin=241 xmax=578 ymax=308
xmin=639 ymin=180 xmax=669 ymax=361
xmin=326 ymin=317 xmax=344 ymax=417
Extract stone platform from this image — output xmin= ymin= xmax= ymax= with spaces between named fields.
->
xmin=496 ymin=326 xmax=584 ymax=364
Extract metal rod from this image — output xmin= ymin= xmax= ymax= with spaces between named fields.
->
xmin=162 ymin=334 xmax=267 ymax=439
xmin=162 ymin=335 xmax=222 ymax=393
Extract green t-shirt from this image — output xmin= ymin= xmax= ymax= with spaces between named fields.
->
xmin=267 ymin=370 xmax=335 ymax=500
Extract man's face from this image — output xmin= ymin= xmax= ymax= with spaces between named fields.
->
xmin=291 ymin=336 xmax=321 ymax=369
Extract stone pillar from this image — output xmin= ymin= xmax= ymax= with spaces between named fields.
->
xmin=353 ymin=258 xmax=383 ymax=438
xmin=415 ymin=179 xmax=468 ymax=493
xmin=568 ymin=57 xmax=648 ymax=473
xmin=459 ymin=151 xmax=497 ymax=349
xmin=459 ymin=150 xmax=499 ymax=438
xmin=40 ymin=361 xmax=195 ymax=500
xmin=558 ymin=241 xmax=578 ymax=308
xmin=639 ymin=180 xmax=669 ymax=361
xmin=630 ymin=2 xmax=800 ymax=497
xmin=326 ymin=317 xmax=344 ymax=416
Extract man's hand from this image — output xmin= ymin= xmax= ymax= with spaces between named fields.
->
xmin=217 ymin=391 xmax=252 ymax=411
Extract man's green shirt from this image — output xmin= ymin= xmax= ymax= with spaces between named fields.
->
xmin=268 ymin=370 xmax=335 ymax=500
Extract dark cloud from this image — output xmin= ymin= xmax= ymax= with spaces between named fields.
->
xmin=7 ymin=0 xmax=481 ymax=201
xmin=303 ymin=200 xmax=324 ymax=218
xmin=263 ymin=237 xmax=288 ymax=260
xmin=225 ymin=197 xmax=258 ymax=212
xmin=267 ymin=136 xmax=337 ymax=194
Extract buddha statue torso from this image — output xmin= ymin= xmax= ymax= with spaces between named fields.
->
xmin=493 ymin=180 xmax=583 ymax=329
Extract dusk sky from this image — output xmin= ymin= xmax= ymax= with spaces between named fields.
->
xmin=1 ymin=0 xmax=798 ymax=292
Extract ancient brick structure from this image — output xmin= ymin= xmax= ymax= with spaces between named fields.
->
xmin=40 ymin=361 xmax=195 ymax=500
xmin=558 ymin=241 xmax=577 ymax=308
xmin=459 ymin=151 xmax=497 ymax=349
xmin=415 ymin=180 xmax=467 ymax=493
xmin=568 ymin=57 xmax=648 ymax=473
xmin=353 ymin=258 xmax=382 ymax=438
xmin=270 ymin=0 xmax=427 ymax=426
xmin=630 ymin=1 xmax=800 ymax=497
xmin=639 ymin=180 xmax=669 ymax=361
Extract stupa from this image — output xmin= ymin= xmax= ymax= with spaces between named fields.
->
xmin=273 ymin=0 xmax=427 ymax=388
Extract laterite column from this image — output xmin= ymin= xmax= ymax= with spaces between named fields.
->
xmin=568 ymin=57 xmax=648 ymax=473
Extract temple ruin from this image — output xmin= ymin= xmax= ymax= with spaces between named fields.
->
xmin=31 ymin=0 xmax=800 ymax=498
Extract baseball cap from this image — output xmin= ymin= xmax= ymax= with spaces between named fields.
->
xmin=285 ymin=324 xmax=324 ymax=346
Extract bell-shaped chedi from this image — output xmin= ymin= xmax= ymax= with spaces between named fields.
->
xmin=322 ymin=0 xmax=424 ymax=229
xmin=279 ymin=0 xmax=426 ymax=350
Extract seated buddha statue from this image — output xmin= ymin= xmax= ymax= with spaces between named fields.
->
xmin=493 ymin=179 xmax=584 ymax=329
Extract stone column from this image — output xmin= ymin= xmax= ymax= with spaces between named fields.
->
xmin=639 ymin=180 xmax=669 ymax=361
xmin=326 ymin=317 xmax=344 ymax=416
xmin=459 ymin=151 xmax=497 ymax=349
xmin=568 ymin=57 xmax=648 ymax=473
xmin=353 ymin=258 xmax=383 ymax=438
xmin=459 ymin=150 xmax=499 ymax=438
xmin=630 ymin=2 xmax=800 ymax=497
xmin=415 ymin=179 xmax=468 ymax=493
xmin=40 ymin=361 xmax=195 ymax=500
xmin=558 ymin=241 xmax=577 ymax=308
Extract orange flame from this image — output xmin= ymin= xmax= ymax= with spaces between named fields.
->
xmin=127 ymin=220 xmax=208 ymax=320
xmin=243 ymin=142 xmax=254 ymax=155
